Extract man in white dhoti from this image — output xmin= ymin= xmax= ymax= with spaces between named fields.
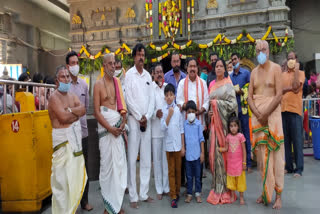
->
xmin=93 ymin=53 xmax=127 ymax=214
xmin=151 ymin=63 xmax=169 ymax=200
xmin=48 ymin=65 xmax=87 ymax=214
xmin=125 ymin=43 xmax=155 ymax=208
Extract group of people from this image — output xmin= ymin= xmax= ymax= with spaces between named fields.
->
xmin=46 ymin=40 xmax=307 ymax=214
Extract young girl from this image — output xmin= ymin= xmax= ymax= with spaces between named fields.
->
xmin=219 ymin=116 xmax=247 ymax=205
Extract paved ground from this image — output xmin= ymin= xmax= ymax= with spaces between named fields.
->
xmin=39 ymin=154 xmax=320 ymax=214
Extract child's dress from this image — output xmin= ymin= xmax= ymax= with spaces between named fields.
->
xmin=226 ymin=133 xmax=247 ymax=192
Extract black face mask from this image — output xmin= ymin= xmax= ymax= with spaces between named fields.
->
xmin=173 ymin=66 xmax=180 ymax=73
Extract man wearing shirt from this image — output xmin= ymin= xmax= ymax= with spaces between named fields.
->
xmin=164 ymin=52 xmax=187 ymax=94
xmin=230 ymin=52 xmax=252 ymax=172
xmin=66 ymin=51 xmax=93 ymax=211
xmin=125 ymin=43 xmax=155 ymax=209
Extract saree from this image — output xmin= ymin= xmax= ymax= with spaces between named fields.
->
xmin=251 ymin=95 xmax=284 ymax=205
xmin=51 ymin=121 xmax=87 ymax=214
xmin=207 ymin=78 xmax=238 ymax=205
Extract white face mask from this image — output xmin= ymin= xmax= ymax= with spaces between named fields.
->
xmin=114 ymin=69 xmax=122 ymax=77
xmin=187 ymin=113 xmax=196 ymax=123
xmin=69 ymin=65 xmax=80 ymax=76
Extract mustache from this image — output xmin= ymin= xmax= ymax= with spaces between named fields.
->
xmin=139 ymin=59 xmax=144 ymax=62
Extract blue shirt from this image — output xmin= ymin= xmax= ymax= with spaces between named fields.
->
xmin=161 ymin=104 xmax=184 ymax=152
xmin=184 ymin=119 xmax=204 ymax=161
xmin=164 ymin=69 xmax=187 ymax=94
xmin=230 ymin=67 xmax=251 ymax=113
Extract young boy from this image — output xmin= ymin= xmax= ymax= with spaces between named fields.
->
xmin=161 ymin=83 xmax=185 ymax=208
xmin=183 ymin=100 xmax=205 ymax=203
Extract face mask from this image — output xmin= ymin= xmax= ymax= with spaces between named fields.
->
xmin=228 ymin=70 xmax=233 ymax=75
xmin=58 ymin=81 xmax=71 ymax=93
xmin=187 ymin=113 xmax=196 ymax=123
xmin=69 ymin=65 xmax=79 ymax=76
xmin=287 ymin=59 xmax=296 ymax=70
xmin=200 ymin=72 xmax=208 ymax=81
xmin=233 ymin=62 xmax=240 ymax=69
xmin=114 ymin=69 xmax=122 ymax=77
xmin=257 ymin=52 xmax=267 ymax=65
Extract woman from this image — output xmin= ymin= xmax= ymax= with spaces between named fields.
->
xmin=207 ymin=59 xmax=238 ymax=205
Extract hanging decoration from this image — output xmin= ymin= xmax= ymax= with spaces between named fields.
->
xmin=161 ymin=0 xmax=181 ymax=40
xmin=187 ymin=0 xmax=191 ymax=39
xmin=145 ymin=0 xmax=153 ymax=39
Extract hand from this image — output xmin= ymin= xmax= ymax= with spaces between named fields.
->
xmin=243 ymin=163 xmax=247 ymax=171
xmin=208 ymin=110 xmax=213 ymax=118
xmin=182 ymin=102 xmax=187 ymax=111
xmin=156 ymin=109 xmax=163 ymax=119
xmin=196 ymin=107 xmax=205 ymax=116
xmin=177 ymin=104 xmax=182 ymax=112
xmin=236 ymin=89 xmax=244 ymax=95
xmin=119 ymin=122 xmax=126 ymax=132
xmin=168 ymin=107 xmax=174 ymax=117
xmin=181 ymin=147 xmax=185 ymax=157
xmin=200 ymin=152 xmax=204 ymax=163
xmin=109 ymin=126 xmax=123 ymax=137
xmin=257 ymin=113 xmax=268 ymax=126
xmin=139 ymin=115 xmax=147 ymax=126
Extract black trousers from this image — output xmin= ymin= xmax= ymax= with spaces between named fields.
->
xmin=81 ymin=137 xmax=89 ymax=207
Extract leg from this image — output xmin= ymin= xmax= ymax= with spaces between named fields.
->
xmin=185 ymin=160 xmax=193 ymax=196
xmin=240 ymin=113 xmax=252 ymax=171
xmin=127 ymin=116 xmax=140 ymax=205
xmin=282 ymin=112 xmax=294 ymax=173
xmin=181 ymin=156 xmax=186 ymax=186
xmin=239 ymin=192 xmax=245 ymax=205
xmin=166 ymin=152 xmax=177 ymax=200
xmin=139 ymin=122 xmax=153 ymax=202
xmin=175 ymin=151 xmax=182 ymax=198
xmin=273 ymin=144 xmax=284 ymax=209
xmin=80 ymin=137 xmax=93 ymax=211
xmin=152 ymin=138 xmax=163 ymax=195
xmin=161 ymin=138 xmax=170 ymax=194
xmin=195 ymin=159 xmax=202 ymax=203
xmin=292 ymin=114 xmax=304 ymax=176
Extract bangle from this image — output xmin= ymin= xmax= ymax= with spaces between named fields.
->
xmin=242 ymin=162 xmax=247 ymax=165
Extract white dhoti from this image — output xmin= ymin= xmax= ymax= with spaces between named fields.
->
xmin=98 ymin=106 xmax=127 ymax=213
xmin=152 ymin=137 xmax=169 ymax=194
xmin=51 ymin=121 xmax=87 ymax=214
xmin=127 ymin=115 xmax=152 ymax=202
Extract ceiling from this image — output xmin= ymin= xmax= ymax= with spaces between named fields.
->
xmin=29 ymin=0 xmax=70 ymax=22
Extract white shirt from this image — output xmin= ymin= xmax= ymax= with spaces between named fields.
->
xmin=151 ymin=82 xmax=167 ymax=138
xmin=176 ymin=77 xmax=209 ymax=128
xmin=161 ymin=104 xmax=184 ymax=152
xmin=125 ymin=65 xmax=155 ymax=121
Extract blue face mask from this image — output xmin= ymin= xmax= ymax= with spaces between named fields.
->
xmin=200 ymin=72 xmax=208 ymax=81
xmin=257 ymin=52 xmax=267 ymax=65
xmin=58 ymin=81 xmax=71 ymax=92
xmin=233 ymin=62 xmax=240 ymax=69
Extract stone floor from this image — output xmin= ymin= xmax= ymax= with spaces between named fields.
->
xmin=39 ymin=154 xmax=320 ymax=214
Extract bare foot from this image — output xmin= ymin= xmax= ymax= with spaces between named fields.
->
xmin=196 ymin=196 xmax=202 ymax=203
xmin=125 ymin=188 xmax=129 ymax=194
xmin=143 ymin=196 xmax=155 ymax=203
xmin=272 ymin=197 xmax=282 ymax=209
xmin=157 ymin=194 xmax=163 ymax=200
xmin=184 ymin=195 xmax=192 ymax=203
xmin=247 ymin=167 xmax=253 ymax=174
xmin=82 ymin=203 xmax=93 ymax=211
xmin=256 ymin=196 xmax=263 ymax=204
xmin=130 ymin=202 xmax=139 ymax=209
xmin=240 ymin=197 xmax=245 ymax=205
xmin=293 ymin=173 xmax=301 ymax=178
xmin=118 ymin=209 xmax=125 ymax=214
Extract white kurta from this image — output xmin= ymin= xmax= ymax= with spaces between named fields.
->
xmin=98 ymin=106 xmax=127 ymax=214
xmin=51 ymin=121 xmax=87 ymax=214
xmin=151 ymin=82 xmax=169 ymax=194
xmin=125 ymin=65 xmax=155 ymax=202
xmin=176 ymin=77 xmax=209 ymax=129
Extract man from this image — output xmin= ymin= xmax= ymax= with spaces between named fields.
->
xmin=151 ymin=63 xmax=170 ymax=200
xmin=248 ymin=40 xmax=284 ymax=209
xmin=125 ymin=43 xmax=155 ymax=208
xmin=177 ymin=57 xmax=209 ymax=188
xmin=206 ymin=53 xmax=218 ymax=87
xmin=66 ymin=51 xmax=93 ymax=211
xmin=93 ymin=53 xmax=127 ymax=214
xmin=48 ymin=65 xmax=87 ymax=214
xmin=282 ymin=52 xmax=305 ymax=177
xmin=230 ymin=52 xmax=252 ymax=173
xmin=114 ymin=59 xmax=126 ymax=86
xmin=209 ymin=52 xmax=218 ymax=65
xmin=164 ymin=52 xmax=186 ymax=93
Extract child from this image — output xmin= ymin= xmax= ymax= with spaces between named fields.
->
xmin=219 ymin=117 xmax=247 ymax=205
xmin=183 ymin=100 xmax=205 ymax=203
xmin=161 ymin=83 xmax=185 ymax=208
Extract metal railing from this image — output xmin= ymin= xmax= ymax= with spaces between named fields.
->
xmin=303 ymin=97 xmax=320 ymax=117
xmin=0 ymin=79 xmax=56 ymax=114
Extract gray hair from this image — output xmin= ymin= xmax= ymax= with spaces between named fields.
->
xmin=103 ymin=53 xmax=114 ymax=62
xmin=55 ymin=65 xmax=67 ymax=78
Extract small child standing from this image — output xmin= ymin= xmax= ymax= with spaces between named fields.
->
xmin=219 ymin=117 xmax=247 ymax=205
xmin=161 ymin=83 xmax=185 ymax=208
xmin=183 ymin=100 xmax=205 ymax=203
